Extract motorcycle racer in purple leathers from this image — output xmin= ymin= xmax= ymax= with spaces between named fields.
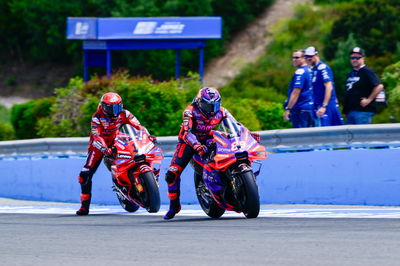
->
xmin=163 ymin=87 xmax=260 ymax=220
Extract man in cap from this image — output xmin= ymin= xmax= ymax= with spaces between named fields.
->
xmin=305 ymin=46 xmax=344 ymax=126
xmin=283 ymin=49 xmax=315 ymax=128
xmin=343 ymin=47 xmax=383 ymax=124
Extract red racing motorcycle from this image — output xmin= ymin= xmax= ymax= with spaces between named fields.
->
xmin=104 ymin=124 xmax=163 ymax=213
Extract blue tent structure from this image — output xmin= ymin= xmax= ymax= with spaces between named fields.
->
xmin=66 ymin=17 xmax=222 ymax=82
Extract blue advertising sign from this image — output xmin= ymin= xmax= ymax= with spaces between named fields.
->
xmin=66 ymin=17 xmax=97 ymax=40
xmin=67 ymin=17 xmax=221 ymax=40
xmin=66 ymin=16 xmax=222 ymax=82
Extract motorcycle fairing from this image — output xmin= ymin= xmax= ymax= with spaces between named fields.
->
xmin=109 ymin=126 xmax=164 ymax=207
xmin=192 ymin=119 xmax=267 ymax=213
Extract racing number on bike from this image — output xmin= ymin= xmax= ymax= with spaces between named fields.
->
xmin=231 ymin=141 xmax=245 ymax=151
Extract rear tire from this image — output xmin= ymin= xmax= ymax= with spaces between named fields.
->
xmin=194 ymin=173 xmax=225 ymax=218
xmin=139 ymin=171 xmax=160 ymax=213
xmin=235 ymin=171 xmax=260 ymax=218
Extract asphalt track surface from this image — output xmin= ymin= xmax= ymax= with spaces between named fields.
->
xmin=1 ymin=201 xmax=400 ymax=266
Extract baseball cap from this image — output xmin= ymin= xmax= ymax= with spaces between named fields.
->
xmin=350 ymin=47 xmax=365 ymax=56
xmin=305 ymin=46 xmax=318 ymax=56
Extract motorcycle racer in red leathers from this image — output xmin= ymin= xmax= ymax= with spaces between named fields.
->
xmin=76 ymin=92 xmax=154 ymax=215
xmin=163 ymin=87 xmax=261 ymax=220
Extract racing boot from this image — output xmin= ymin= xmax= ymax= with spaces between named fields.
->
xmin=76 ymin=193 xmax=91 ymax=215
xmin=163 ymin=198 xmax=181 ymax=220
xmin=164 ymin=170 xmax=181 ymax=220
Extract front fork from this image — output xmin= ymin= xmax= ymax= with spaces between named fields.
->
xmin=130 ymin=163 xmax=158 ymax=193
xmin=228 ymin=163 xmax=253 ymax=186
xmin=227 ymin=163 xmax=253 ymax=205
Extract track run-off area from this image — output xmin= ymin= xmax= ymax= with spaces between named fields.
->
xmin=1 ymin=199 xmax=400 ymax=266
xmin=2 ymin=202 xmax=400 ymax=219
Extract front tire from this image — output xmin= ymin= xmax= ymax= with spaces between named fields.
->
xmin=116 ymin=191 xmax=140 ymax=213
xmin=113 ymin=178 xmax=139 ymax=213
xmin=235 ymin=171 xmax=260 ymax=218
xmin=138 ymin=171 xmax=160 ymax=213
xmin=194 ymin=173 xmax=225 ymax=218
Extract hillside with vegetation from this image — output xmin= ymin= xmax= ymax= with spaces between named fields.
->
xmin=221 ymin=0 xmax=400 ymax=123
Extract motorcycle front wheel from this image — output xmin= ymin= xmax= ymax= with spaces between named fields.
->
xmin=113 ymin=179 xmax=139 ymax=213
xmin=235 ymin=171 xmax=260 ymax=218
xmin=138 ymin=171 xmax=160 ymax=213
xmin=194 ymin=173 xmax=225 ymax=218
xmin=116 ymin=191 xmax=140 ymax=213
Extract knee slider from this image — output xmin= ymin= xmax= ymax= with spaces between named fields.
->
xmin=165 ymin=171 xmax=177 ymax=184
xmin=78 ymin=168 xmax=94 ymax=184
xmin=165 ymin=165 xmax=182 ymax=184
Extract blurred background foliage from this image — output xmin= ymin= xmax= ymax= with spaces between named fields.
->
xmin=0 ymin=0 xmax=273 ymax=79
xmin=1 ymin=0 xmax=400 ymax=140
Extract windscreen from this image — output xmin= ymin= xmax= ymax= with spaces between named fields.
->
xmin=119 ymin=124 xmax=154 ymax=155
xmin=217 ymin=117 xmax=241 ymax=137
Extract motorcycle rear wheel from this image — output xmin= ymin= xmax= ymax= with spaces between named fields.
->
xmin=235 ymin=171 xmax=260 ymax=218
xmin=138 ymin=171 xmax=160 ymax=213
xmin=194 ymin=173 xmax=225 ymax=218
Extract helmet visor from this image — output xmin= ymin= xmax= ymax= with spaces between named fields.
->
xmin=199 ymin=99 xmax=220 ymax=115
xmin=102 ymin=102 xmax=122 ymax=117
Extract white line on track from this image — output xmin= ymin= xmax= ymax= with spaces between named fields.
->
xmin=1 ymin=204 xmax=400 ymax=218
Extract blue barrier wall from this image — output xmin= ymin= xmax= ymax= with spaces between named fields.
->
xmin=1 ymin=148 xmax=400 ymax=206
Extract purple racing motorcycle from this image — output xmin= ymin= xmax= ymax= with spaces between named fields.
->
xmin=190 ymin=117 xmax=268 ymax=218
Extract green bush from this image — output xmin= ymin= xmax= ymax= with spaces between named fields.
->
xmin=0 ymin=104 xmax=16 ymax=140
xmin=252 ymin=100 xmax=291 ymax=130
xmin=0 ymin=104 xmax=11 ymax=124
xmin=0 ymin=121 xmax=15 ymax=140
xmin=36 ymin=72 xmax=201 ymax=138
xmin=374 ymin=61 xmax=400 ymax=123
xmin=223 ymin=98 xmax=290 ymax=131
xmin=32 ymin=71 xmax=289 ymax=139
xmin=223 ymin=98 xmax=262 ymax=130
xmin=10 ymin=97 xmax=54 ymax=139
xmin=381 ymin=61 xmax=400 ymax=103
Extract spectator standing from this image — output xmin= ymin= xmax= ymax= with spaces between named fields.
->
xmin=283 ymin=50 xmax=314 ymax=128
xmin=305 ymin=46 xmax=344 ymax=126
xmin=343 ymin=47 xmax=384 ymax=124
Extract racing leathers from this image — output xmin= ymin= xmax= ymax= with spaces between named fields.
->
xmin=77 ymin=105 xmax=146 ymax=214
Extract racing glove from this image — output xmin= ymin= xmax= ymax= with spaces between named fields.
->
xmin=219 ymin=132 xmax=231 ymax=139
xmin=193 ymin=144 xmax=208 ymax=157
xmin=251 ymin=132 xmax=261 ymax=143
xmin=100 ymin=147 xmax=113 ymax=156
xmin=149 ymin=135 xmax=157 ymax=143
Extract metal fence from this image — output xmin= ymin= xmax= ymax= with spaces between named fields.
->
xmin=1 ymin=124 xmax=400 ymax=156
